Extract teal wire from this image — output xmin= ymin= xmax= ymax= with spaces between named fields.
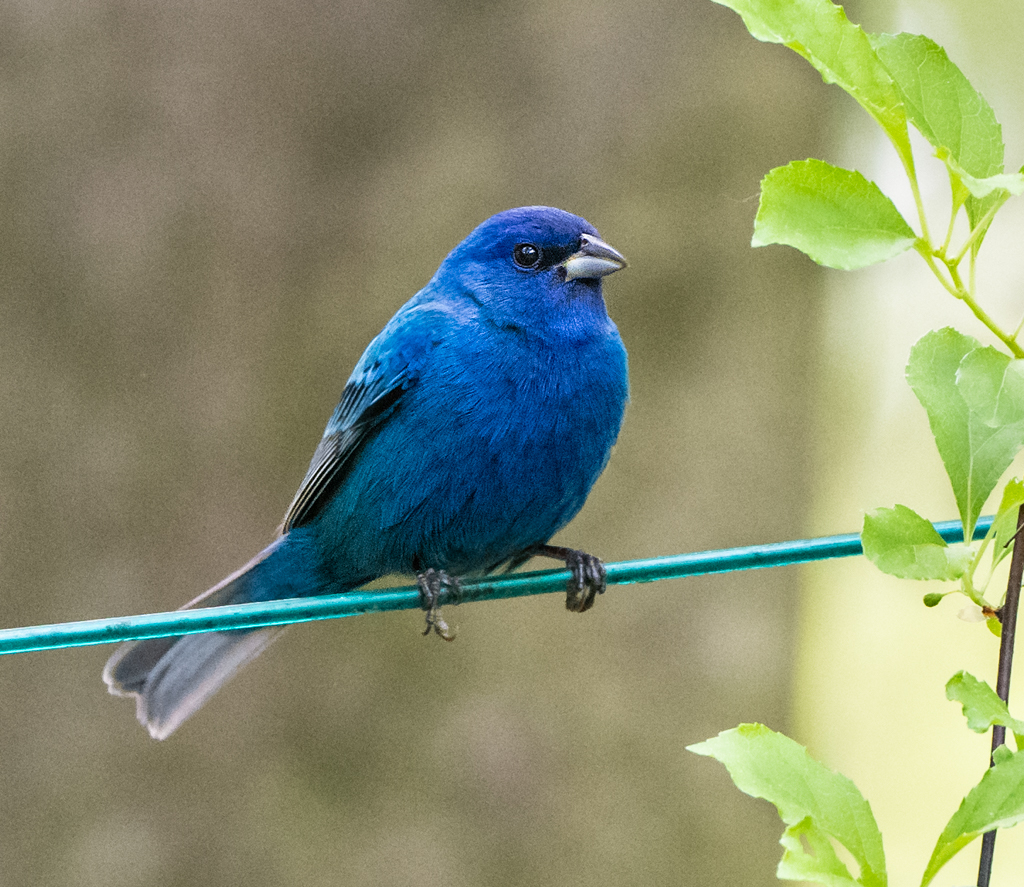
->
xmin=0 ymin=516 xmax=993 ymax=656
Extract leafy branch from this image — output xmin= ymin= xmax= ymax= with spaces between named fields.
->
xmin=691 ymin=0 xmax=1024 ymax=884
xmin=688 ymin=684 xmax=1024 ymax=887
xmin=711 ymin=0 xmax=1024 ymax=618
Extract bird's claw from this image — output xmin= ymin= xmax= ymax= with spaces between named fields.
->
xmin=530 ymin=544 xmax=607 ymax=612
xmin=562 ymin=549 xmax=606 ymax=613
xmin=416 ymin=568 xmax=460 ymax=641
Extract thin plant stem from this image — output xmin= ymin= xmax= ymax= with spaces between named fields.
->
xmin=894 ymin=141 xmax=932 ymax=247
xmin=909 ymin=184 xmax=1020 ymax=355
xmin=946 ymin=264 xmax=1024 ymax=357
xmin=977 ymin=503 xmax=1024 ymax=887
xmin=953 ymin=193 xmax=1010 ymax=265
xmin=939 ymin=187 xmax=959 ymax=257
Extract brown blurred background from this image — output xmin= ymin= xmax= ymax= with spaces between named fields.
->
xmin=0 ymin=0 xmax=971 ymax=884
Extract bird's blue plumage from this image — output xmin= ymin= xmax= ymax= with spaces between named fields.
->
xmin=104 ymin=206 xmax=629 ymax=738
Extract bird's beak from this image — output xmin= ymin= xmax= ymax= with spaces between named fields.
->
xmin=561 ymin=233 xmax=628 ymax=280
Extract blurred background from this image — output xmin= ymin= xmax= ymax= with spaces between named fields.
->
xmin=0 ymin=0 xmax=1021 ymax=884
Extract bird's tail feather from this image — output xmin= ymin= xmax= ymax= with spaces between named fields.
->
xmin=103 ymin=536 xmax=315 ymax=740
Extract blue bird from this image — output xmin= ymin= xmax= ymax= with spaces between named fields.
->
xmin=103 ymin=206 xmax=629 ymax=739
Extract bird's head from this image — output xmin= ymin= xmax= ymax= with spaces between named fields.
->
xmin=433 ymin=206 xmax=627 ymax=340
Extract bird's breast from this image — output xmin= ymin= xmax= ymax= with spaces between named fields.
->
xmin=313 ymin=318 xmax=627 ymax=580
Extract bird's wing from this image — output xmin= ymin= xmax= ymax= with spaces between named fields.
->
xmin=281 ymin=340 xmax=416 ymax=533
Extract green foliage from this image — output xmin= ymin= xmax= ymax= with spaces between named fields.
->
xmin=697 ymin=0 xmax=1024 ymax=884
xmin=688 ymin=725 xmax=886 ymax=887
xmin=869 ymin=32 xmax=1010 ymax=235
xmin=905 ymin=330 xmax=1024 ymax=540
xmin=868 ymin=33 xmax=1001 ymax=177
xmin=716 ymin=0 xmax=1024 ymax=610
xmin=862 ymin=504 xmax=971 ymax=581
xmin=689 ymin=715 xmax=1024 ymax=887
xmin=946 ymin=671 xmax=1024 ymax=742
xmin=992 ymin=479 xmax=1024 ymax=569
xmin=855 ymin=227 xmax=1024 ymax=616
xmin=957 ymin=348 xmax=1024 ymax=427
xmin=922 ymin=749 xmax=1024 ymax=887
xmin=753 ymin=161 xmax=916 ymax=270
xmin=713 ymin=0 xmax=1024 ymax=352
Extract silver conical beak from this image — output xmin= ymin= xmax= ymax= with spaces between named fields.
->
xmin=561 ymin=233 xmax=628 ymax=280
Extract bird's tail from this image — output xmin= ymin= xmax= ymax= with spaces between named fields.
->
xmin=103 ymin=534 xmax=323 ymax=740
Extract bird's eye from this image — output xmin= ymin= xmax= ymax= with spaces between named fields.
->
xmin=512 ymin=243 xmax=542 ymax=269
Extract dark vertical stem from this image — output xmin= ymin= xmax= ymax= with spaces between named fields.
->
xmin=977 ymin=503 xmax=1024 ymax=887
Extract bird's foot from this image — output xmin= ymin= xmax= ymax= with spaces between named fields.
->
xmin=533 ymin=544 xmax=607 ymax=612
xmin=416 ymin=568 xmax=461 ymax=641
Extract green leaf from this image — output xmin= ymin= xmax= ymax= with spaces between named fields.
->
xmin=862 ymin=505 xmax=971 ymax=580
xmin=952 ymin=166 xmax=1024 ymax=199
xmin=688 ymin=724 xmax=887 ymax=887
xmin=870 ymin=33 xmax=1002 ymax=180
xmin=951 ymin=163 xmax=1021 ymax=253
xmin=754 ymin=160 xmax=917 ymax=269
xmin=869 ymin=32 xmax=1009 ymax=237
xmin=992 ymin=479 xmax=1024 ymax=569
xmin=711 ymin=0 xmax=910 ymax=163
xmin=994 ymin=744 xmax=1016 ymax=764
xmin=906 ymin=329 xmax=1024 ymax=537
xmin=778 ymin=818 xmax=861 ymax=887
xmin=921 ymin=750 xmax=1024 ymax=887
xmin=956 ymin=348 xmax=1024 ymax=427
xmin=946 ymin=671 xmax=1024 ymax=735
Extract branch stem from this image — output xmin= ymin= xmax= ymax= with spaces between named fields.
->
xmin=977 ymin=503 xmax=1024 ymax=887
xmin=941 ymin=262 xmax=1024 ymax=357
xmin=953 ymin=193 xmax=1010 ymax=265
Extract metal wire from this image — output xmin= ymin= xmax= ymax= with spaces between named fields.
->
xmin=0 ymin=517 xmax=993 ymax=656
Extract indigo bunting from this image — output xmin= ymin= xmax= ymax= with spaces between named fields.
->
xmin=104 ymin=206 xmax=629 ymax=739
